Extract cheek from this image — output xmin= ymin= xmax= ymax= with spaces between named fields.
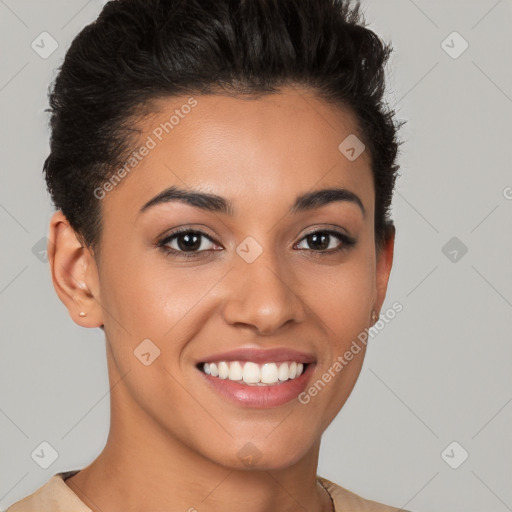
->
xmin=98 ymin=248 xmax=224 ymax=351
xmin=302 ymin=257 xmax=375 ymax=341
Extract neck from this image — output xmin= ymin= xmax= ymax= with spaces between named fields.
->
xmin=64 ymin=362 xmax=332 ymax=512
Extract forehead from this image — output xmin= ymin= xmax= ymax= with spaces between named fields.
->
xmin=101 ymin=87 xmax=374 ymax=221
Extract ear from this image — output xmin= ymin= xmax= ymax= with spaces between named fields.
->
xmin=47 ymin=210 xmax=104 ymax=328
xmin=371 ymin=225 xmax=395 ymax=321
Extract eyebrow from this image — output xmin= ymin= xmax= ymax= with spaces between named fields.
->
xmin=139 ymin=185 xmax=366 ymax=218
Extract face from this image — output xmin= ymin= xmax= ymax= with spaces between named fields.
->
xmin=51 ymin=86 xmax=394 ymax=471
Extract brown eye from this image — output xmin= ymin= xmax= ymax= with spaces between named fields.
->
xmin=174 ymin=232 xmax=202 ymax=251
xmin=295 ymin=230 xmax=356 ymax=253
xmin=157 ymin=229 xmax=220 ymax=259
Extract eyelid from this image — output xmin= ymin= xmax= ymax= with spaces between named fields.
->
xmin=300 ymin=224 xmax=352 ymax=239
xmin=297 ymin=222 xmax=355 ymax=241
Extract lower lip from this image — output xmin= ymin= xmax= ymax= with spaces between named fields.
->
xmin=198 ymin=363 xmax=315 ymax=408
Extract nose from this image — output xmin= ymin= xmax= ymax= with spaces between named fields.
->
xmin=221 ymin=248 xmax=307 ymax=336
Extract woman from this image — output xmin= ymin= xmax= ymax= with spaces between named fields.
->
xmin=7 ymin=0 xmax=410 ymax=510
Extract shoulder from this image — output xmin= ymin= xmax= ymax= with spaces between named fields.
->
xmin=5 ymin=471 xmax=91 ymax=512
xmin=318 ymin=476 xmax=413 ymax=512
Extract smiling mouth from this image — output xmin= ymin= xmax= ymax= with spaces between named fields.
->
xmin=197 ymin=360 xmax=309 ymax=386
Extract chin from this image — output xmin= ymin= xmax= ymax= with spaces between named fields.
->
xmin=202 ymin=434 xmax=318 ymax=472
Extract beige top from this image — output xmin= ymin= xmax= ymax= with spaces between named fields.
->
xmin=5 ymin=470 xmax=411 ymax=511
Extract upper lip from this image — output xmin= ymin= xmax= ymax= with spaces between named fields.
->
xmin=197 ymin=347 xmax=316 ymax=365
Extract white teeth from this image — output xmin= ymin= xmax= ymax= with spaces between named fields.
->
xmin=261 ymin=363 xmax=278 ymax=384
xmin=218 ymin=361 xmax=229 ymax=379
xmin=278 ymin=362 xmax=289 ymax=381
xmin=201 ymin=360 xmax=307 ymax=385
xmin=289 ymin=361 xmax=297 ymax=379
xmin=229 ymin=361 xmax=243 ymax=381
xmin=242 ymin=361 xmax=260 ymax=384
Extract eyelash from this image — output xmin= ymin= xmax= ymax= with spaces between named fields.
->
xmin=156 ymin=227 xmax=357 ymax=260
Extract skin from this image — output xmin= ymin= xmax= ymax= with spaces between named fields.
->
xmin=48 ymin=86 xmax=394 ymax=512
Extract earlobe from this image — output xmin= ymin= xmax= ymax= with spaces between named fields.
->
xmin=47 ymin=211 xmax=103 ymax=328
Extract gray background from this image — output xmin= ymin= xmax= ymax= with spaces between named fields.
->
xmin=1 ymin=1 xmax=511 ymax=511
